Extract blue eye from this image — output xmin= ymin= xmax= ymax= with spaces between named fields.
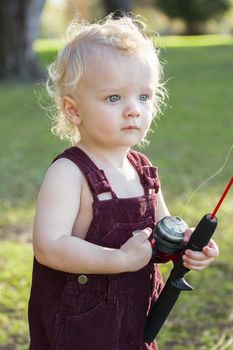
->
xmin=107 ymin=95 xmax=120 ymax=103
xmin=139 ymin=94 xmax=149 ymax=102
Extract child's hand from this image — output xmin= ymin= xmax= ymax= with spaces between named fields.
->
xmin=120 ymin=228 xmax=152 ymax=272
xmin=182 ymin=228 xmax=219 ymax=271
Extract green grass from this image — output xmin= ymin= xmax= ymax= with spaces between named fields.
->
xmin=0 ymin=242 xmax=32 ymax=349
xmin=0 ymin=82 xmax=65 ymax=237
xmin=155 ymin=34 xmax=233 ymax=48
xmin=0 ymin=36 xmax=233 ymax=349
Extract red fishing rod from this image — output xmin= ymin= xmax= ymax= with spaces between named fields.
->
xmin=144 ymin=176 xmax=233 ymax=344
xmin=210 ymin=177 xmax=233 ymax=218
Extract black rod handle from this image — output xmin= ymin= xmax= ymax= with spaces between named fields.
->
xmin=144 ymin=278 xmax=181 ymax=343
xmin=186 ymin=214 xmax=217 ymax=251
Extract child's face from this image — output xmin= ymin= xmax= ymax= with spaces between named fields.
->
xmin=74 ymin=48 xmax=157 ymax=150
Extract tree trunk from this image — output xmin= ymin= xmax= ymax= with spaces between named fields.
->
xmin=0 ymin=0 xmax=45 ymax=82
xmin=184 ymin=20 xmax=203 ymax=35
xmin=102 ymin=0 xmax=132 ymax=18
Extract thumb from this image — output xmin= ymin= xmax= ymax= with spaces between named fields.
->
xmin=132 ymin=228 xmax=152 ymax=243
xmin=183 ymin=228 xmax=194 ymax=243
xmin=203 ymin=239 xmax=219 ymax=257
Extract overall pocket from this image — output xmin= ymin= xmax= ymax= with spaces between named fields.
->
xmin=57 ymin=286 xmax=118 ymax=349
xmin=98 ymin=216 xmax=154 ymax=248
xmin=54 ymin=275 xmax=110 ymax=349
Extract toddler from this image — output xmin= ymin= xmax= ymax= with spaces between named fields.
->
xmin=28 ymin=14 xmax=218 ymax=350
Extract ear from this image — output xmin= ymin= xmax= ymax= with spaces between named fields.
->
xmin=61 ymin=96 xmax=82 ymax=125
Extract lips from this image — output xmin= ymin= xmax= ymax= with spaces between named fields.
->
xmin=122 ymin=125 xmax=139 ymax=130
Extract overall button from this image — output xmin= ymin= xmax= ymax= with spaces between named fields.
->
xmin=78 ymin=275 xmax=88 ymax=285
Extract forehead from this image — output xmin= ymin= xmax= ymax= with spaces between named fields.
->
xmin=80 ymin=46 xmax=158 ymax=90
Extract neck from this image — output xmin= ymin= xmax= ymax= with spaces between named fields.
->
xmin=77 ymin=142 xmax=131 ymax=169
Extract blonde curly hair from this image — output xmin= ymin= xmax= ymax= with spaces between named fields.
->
xmin=46 ymin=14 xmax=166 ymax=145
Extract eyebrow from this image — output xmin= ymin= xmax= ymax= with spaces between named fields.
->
xmin=98 ymin=85 xmax=155 ymax=94
xmin=97 ymin=87 xmax=122 ymax=93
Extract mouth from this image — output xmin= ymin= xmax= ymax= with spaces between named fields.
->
xmin=122 ymin=125 xmax=139 ymax=130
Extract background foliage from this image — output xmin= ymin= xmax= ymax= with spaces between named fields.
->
xmin=0 ymin=34 xmax=232 ymax=349
xmin=155 ymin=0 xmax=231 ymax=21
xmin=0 ymin=1 xmax=233 ymax=349
xmin=41 ymin=0 xmax=233 ymax=37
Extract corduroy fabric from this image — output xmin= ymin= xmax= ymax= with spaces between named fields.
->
xmin=28 ymin=147 xmax=164 ymax=350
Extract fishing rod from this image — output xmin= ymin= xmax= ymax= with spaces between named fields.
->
xmin=144 ymin=176 xmax=233 ymax=344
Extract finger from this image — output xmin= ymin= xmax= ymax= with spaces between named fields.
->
xmin=184 ymin=249 xmax=205 ymax=260
xmin=184 ymin=239 xmax=219 ymax=259
xmin=183 ymin=228 xmax=194 ymax=243
xmin=203 ymin=244 xmax=219 ymax=257
xmin=182 ymin=255 xmax=214 ymax=270
xmin=183 ymin=261 xmax=212 ymax=271
xmin=182 ymin=253 xmax=213 ymax=265
xmin=207 ymin=239 xmax=219 ymax=254
xmin=132 ymin=228 xmax=152 ymax=243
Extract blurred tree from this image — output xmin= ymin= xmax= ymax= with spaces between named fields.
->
xmin=154 ymin=0 xmax=231 ymax=34
xmin=66 ymin=0 xmax=93 ymax=21
xmin=0 ymin=0 xmax=46 ymax=81
xmin=102 ymin=0 xmax=132 ymax=17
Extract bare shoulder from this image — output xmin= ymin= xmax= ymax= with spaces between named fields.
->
xmin=46 ymin=157 xmax=84 ymax=181
xmin=40 ymin=157 xmax=87 ymax=195
xmin=33 ymin=158 xmax=85 ymax=255
xmin=36 ymin=157 xmax=85 ymax=221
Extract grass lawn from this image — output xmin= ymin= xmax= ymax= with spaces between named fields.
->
xmin=0 ymin=36 xmax=232 ymax=349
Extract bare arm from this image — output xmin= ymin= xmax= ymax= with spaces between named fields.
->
xmin=156 ymin=189 xmax=170 ymax=221
xmin=33 ymin=158 xmax=152 ymax=274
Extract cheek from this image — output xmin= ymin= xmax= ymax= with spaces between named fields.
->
xmin=91 ymin=113 xmax=118 ymax=133
xmin=101 ymin=118 xmax=118 ymax=132
xmin=143 ymin=110 xmax=153 ymax=127
xmin=96 ymin=107 xmax=119 ymax=128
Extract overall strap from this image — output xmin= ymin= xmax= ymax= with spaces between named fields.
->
xmin=127 ymin=150 xmax=160 ymax=194
xmin=52 ymin=147 xmax=115 ymax=199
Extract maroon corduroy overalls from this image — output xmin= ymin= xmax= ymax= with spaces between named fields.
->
xmin=28 ymin=147 xmax=164 ymax=350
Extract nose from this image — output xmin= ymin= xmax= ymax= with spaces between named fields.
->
xmin=123 ymin=102 xmax=141 ymax=118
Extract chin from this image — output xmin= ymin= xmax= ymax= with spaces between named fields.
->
xmin=109 ymin=135 xmax=143 ymax=148
xmin=119 ymin=137 xmax=140 ymax=146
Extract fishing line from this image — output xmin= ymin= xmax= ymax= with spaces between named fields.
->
xmin=181 ymin=144 xmax=233 ymax=218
